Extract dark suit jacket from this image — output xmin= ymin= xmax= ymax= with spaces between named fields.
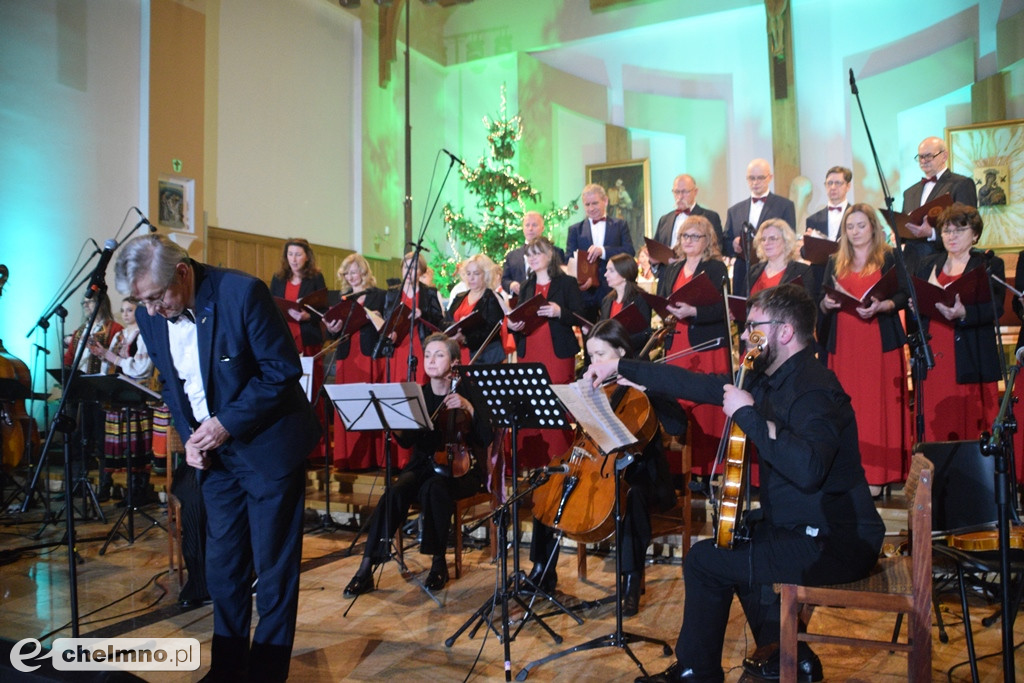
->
xmin=657 ymin=258 xmax=729 ymax=350
xmin=724 ymin=193 xmax=797 ymax=295
xmin=818 ymin=252 xmax=908 ymax=354
xmin=515 ymin=272 xmax=584 ymax=359
xmin=652 ymin=205 xmax=724 ymax=277
xmin=805 ymin=204 xmax=851 ymax=241
xmin=137 ymin=262 xmax=321 ymax=481
xmin=501 ymin=244 xmax=565 ymax=293
xmin=915 ymin=250 xmax=1005 ymax=384
xmin=566 ymin=217 xmax=635 ymax=307
xmin=901 ymin=169 xmax=978 ymax=260
xmin=270 ymin=272 xmax=326 ymax=349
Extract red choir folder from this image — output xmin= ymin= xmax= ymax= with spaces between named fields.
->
xmin=274 ymin=288 xmax=328 ymax=318
xmin=421 ymin=310 xmax=484 ymax=338
xmin=378 ymin=303 xmax=412 ymax=346
xmin=912 ymin=266 xmax=990 ymax=323
xmin=573 ymin=302 xmax=648 ymax=336
xmin=823 ymin=268 xmax=899 ymax=315
xmin=506 ymin=294 xmax=548 ymax=336
xmin=727 ymin=295 xmax=748 ymax=324
xmin=802 ymin=234 xmax=840 ymax=265
xmin=644 ymin=237 xmax=676 ymax=265
xmin=322 ymin=297 xmax=370 ymax=332
xmin=638 ymin=272 xmax=722 ymax=319
xmin=892 ymin=194 xmax=953 ymax=240
xmin=576 ymin=249 xmax=599 ymax=289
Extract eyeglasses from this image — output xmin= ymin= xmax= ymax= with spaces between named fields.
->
xmin=672 ymin=188 xmax=696 ymax=195
xmin=914 ymin=151 xmax=945 ymax=162
xmin=761 ymin=235 xmax=783 ymax=243
xmin=940 ymin=226 xmax=972 ymax=236
xmin=744 ymin=319 xmax=782 ymax=333
xmin=824 ymin=180 xmax=847 ymax=187
xmin=134 ymin=285 xmax=171 ymax=307
xmin=746 ymin=175 xmax=769 ymax=182
xmin=680 ymin=233 xmax=706 ymax=242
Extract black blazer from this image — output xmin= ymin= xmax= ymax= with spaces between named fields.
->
xmin=566 ymin=217 xmax=635 ymax=306
xmin=915 ymin=250 xmax=1005 ymax=384
xmin=652 ymin=205 xmax=724 ymax=277
xmin=515 ymin=272 xmax=584 ymax=359
xmin=804 ymin=204 xmax=850 ymax=241
xmin=269 ymin=272 xmax=327 ymax=348
xmin=901 ymin=169 xmax=978 ymax=259
xmin=446 ymin=288 xmax=504 ymax=354
xmin=819 ymin=252 xmax=908 ymax=354
xmin=501 ymin=246 xmax=528 ymax=294
xmin=657 ymin=258 xmax=729 ymax=350
xmin=724 ymin=193 xmax=797 ymax=295
xmin=748 ymin=260 xmax=818 ymax=300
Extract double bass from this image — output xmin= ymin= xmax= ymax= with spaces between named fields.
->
xmin=1 ymin=265 xmax=38 ymax=471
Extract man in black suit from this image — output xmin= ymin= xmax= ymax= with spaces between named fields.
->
xmin=566 ymin=183 xmax=635 ymax=319
xmin=115 ymin=235 xmax=320 ymax=683
xmin=724 ymin=158 xmax=796 ymax=295
xmin=805 ymin=166 xmax=852 ymax=242
xmin=501 ymin=210 xmax=545 ymax=296
xmin=652 ymin=174 xmax=723 ymax=276
xmin=901 ymin=135 xmax=978 ymax=262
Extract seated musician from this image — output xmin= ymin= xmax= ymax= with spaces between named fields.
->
xmin=343 ymin=333 xmax=491 ymax=597
xmin=585 ymin=284 xmax=884 ymax=683
xmin=527 ymin=319 xmax=683 ymax=617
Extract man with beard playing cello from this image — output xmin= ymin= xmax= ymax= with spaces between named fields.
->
xmin=584 ymin=284 xmax=884 ymax=683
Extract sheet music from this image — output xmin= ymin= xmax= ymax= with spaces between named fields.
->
xmin=552 ymin=380 xmax=637 ymax=454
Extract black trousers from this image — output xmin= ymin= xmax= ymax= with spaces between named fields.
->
xmin=363 ymin=457 xmax=483 ymax=563
xmin=674 ymin=525 xmax=875 ymax=679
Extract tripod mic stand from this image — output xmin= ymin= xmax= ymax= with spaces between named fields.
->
xmin=515 ymin=452 xmax=671 ymax=680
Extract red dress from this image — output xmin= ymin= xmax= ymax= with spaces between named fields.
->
xmin=828 ymin=269 xmax=908 ymax=486
xmin=921 ymin=270 xmax=1000 ymax=443
xmin=453 ymin=294 xmax=476 ymax=366
xmin=750 ymin=269 xmax=784 ymax=295
xmin=388 ymin=291 xmax=428 ymax=387
xmin=515 ymin=281 xmax=575 ymax=470
xmin=668 ymin=267 xmax=730 ymax=476
xmin=284 ymin=280 xmax=324 ymax=461
xmin=332 ymin=294 xmax=385 ymax=469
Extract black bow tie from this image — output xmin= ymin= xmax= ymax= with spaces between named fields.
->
xmin=923 ymin=175 xmax=938 ymax=183
xmin=169 ymin=309 xmax=196 ymax=324
xmin=751 ymin=196 xmax=766 ymax=204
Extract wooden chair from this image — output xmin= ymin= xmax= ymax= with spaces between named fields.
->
xmin=778 ymin=454 xmax=933 ymax=683
xmin=162 ymin=423 xmax=186 ymax=588
xmin=575 ymin=430 xmax=692 ymax=580
xmin=396 ymin=490 xmax=495 ymax=579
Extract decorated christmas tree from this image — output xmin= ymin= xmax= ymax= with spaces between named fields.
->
xmin=430 ymin=88 xmax=578 ymax=293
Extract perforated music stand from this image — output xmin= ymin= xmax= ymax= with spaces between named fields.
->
xmin=446 ymin=363 xmax=580 ymax=657
xmin=324 ymin=381 xmax=438 ymax=605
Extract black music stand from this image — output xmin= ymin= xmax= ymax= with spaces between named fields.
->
xmin=445 ymin=363 xmax=580 ymax=653
xmin=63 ymin=374 xmax=165 ymax=554
xmin=515 ymin=452 xmax=672 ymax=680
xmin=326 ymin=381 xmax=439 ymax=606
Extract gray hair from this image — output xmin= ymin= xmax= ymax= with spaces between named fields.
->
xmin=114 ymin=234 xmax=188 ymax=295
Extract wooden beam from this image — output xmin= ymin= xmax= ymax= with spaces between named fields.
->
xmin=765 ymin=0 xmax=800 ymax=196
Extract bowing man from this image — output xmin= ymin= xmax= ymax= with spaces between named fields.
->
xmin=114 ymin=235 xmax=320 ymax=682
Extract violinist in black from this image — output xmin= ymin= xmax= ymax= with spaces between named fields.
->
xmin=343 ymin=334 xmax=491 ymax=597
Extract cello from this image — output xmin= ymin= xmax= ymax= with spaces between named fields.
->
xmin=531 ymin=380 xmax=659 ymax=545
xmin=0 ymin=265 xmax=38 ymax=471
xmin=712 ymin=329 xmax=765 ymax=549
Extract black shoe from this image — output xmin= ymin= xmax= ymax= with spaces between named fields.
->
xmin=424 ymin=565 xmax=449 ymax=591
xmin=635 ymin=661 xmax=723 ymax=682
xmin=344 ymin=571 xmax=375 ymax=598
xmin=178 ymin=596 xmax=211 ymax=610
xmin=741 ymin=643 xmax=822 ymax=682
xmin=621 ymin=571 xmax=642 ymax=617
xmin=96 ymin=486 xmax=111 ymax=503
xmin=526 ymin=563 xmax=557 ymax=593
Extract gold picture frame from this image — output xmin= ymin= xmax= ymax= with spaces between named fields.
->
xmin=947 ymin=119 xmax=1024 ymax=251
xmin=585 ymin=158 xmax=652 ymax=251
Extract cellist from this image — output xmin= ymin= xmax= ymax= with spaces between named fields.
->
xmin=343 ymin=333 xmax=491 ymax=597
xmin=526 ymin=319 xmax=684 ymax=617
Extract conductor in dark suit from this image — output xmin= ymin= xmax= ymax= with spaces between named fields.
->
xmin=901 ymin=136 xmax=978 ymax=263
xmin=566 ymin=183 xmax=635 ymax=319
xmin=652 ymin=174 xmax=723 ymax=277
xmin=724 ymin=158 xmax=796 ymax=295
xmin=115 ymin=235 xmax=320 ymax=683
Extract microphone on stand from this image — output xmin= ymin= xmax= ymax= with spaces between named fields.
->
xmin=528 ymin=464 xmax=570 ymax=477
xmin=132 ymin=207 xmax=157 ymax=233
xmin=848 ymin=68 xmax=859 ymax=95
xmin=442 ymin=149 xmax=467 ymax=167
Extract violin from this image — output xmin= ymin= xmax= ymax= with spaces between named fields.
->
xmin=946 ymin=527 xmax=1024 ymax=552
xmin=712 ymin=329 xmax=765 ymax=549
xmin=531 ymin=381 xmax=658 ymax=544
xmin=432 ymin=368 xmax=476 ymax=478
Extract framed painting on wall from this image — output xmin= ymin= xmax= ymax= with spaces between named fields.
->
xmin=947 ymin=119 xmax=1024 ymax=251
xmin=585 ymin=158 xmax=652 ymax=250
xmin=157 ymin=175 xmax=195 ymax=234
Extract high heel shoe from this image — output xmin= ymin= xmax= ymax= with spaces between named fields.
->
xmin=343 ymin=571 xmax=375 ymax=598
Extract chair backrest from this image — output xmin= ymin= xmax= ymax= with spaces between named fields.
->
xmin=913 ymin=440 xmax=995 ymax=535
xmin=906 ymin=454 xmax=934 ymax=583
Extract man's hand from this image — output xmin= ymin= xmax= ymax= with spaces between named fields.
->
xmin=904 ymin=220 xmax=932 ymax=239
xmin=586 ymin=245 xmax=603 ymax=263
xmin=189 ymin=416 xmax=230 ymax=452
xmin=185 ymin=442 xmax=210 ymax=470
xmin=722 ymin=384 xmax=754 ymax=418
xmin=510 ymin=281 xmax=521 ymax=295
xmin=583 ymin=359 xmax=621 ymax=388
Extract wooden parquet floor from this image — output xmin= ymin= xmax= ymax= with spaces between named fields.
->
xmin=1 ymin=483 xmax=1022 ymax=682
